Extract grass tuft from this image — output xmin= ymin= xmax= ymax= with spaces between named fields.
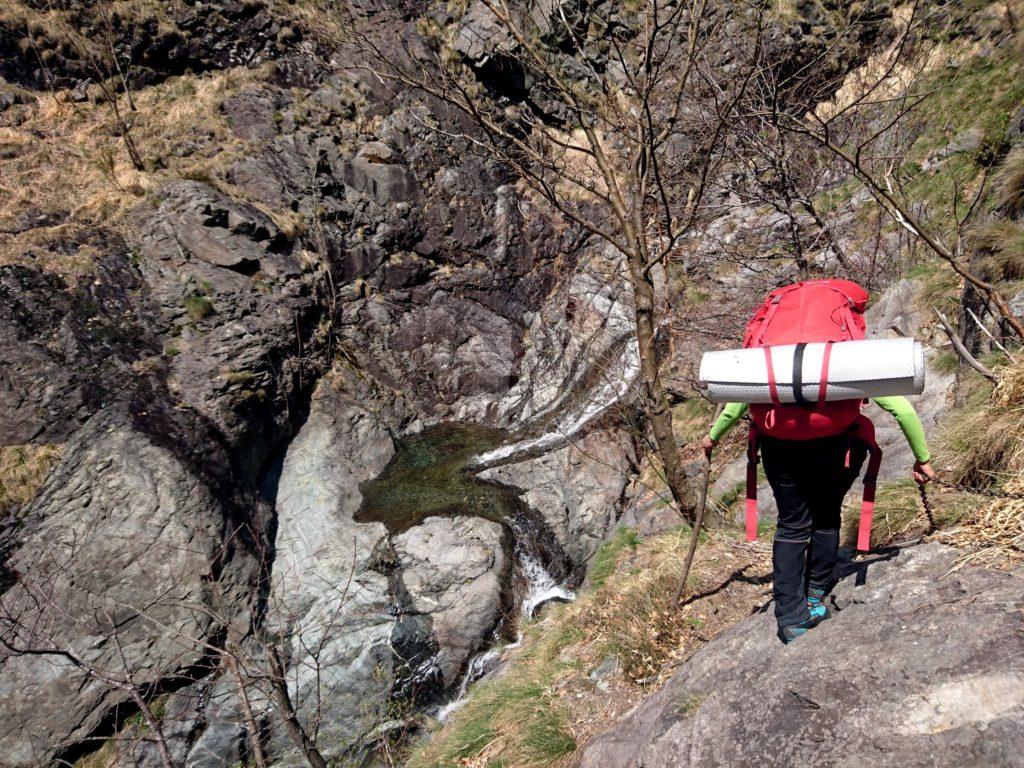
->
xmin=183 ymin=294 xmax=214 ymax=322
xmin=993 ymin=146 xmax=1024 ymax=220
xmin=0 ymin=444 xmax=63 ymax=517
xmin=587 ymin=526 xmax=640 ymax=589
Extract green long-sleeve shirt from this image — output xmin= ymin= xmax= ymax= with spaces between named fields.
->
xmin=707 ymin=396 xmax=931 ymax=463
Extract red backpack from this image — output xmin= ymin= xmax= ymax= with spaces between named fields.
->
xmin=741 ymin=280 xmax=882 ymax=552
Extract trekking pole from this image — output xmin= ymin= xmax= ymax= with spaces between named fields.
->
xmin=674 ymin=404 xmax=723 ymax=607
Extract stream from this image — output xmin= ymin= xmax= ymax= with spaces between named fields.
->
xmin=356 ymin=423 xmax=576 ymax=716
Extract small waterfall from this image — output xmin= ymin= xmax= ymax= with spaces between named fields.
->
xmin=473 ymin=337 xmax=640 ymax=468
xmin=433 ymin=534 xmax=575 ymax=722
xmin=435 ymin=648 xmax=502 ymax=722
xmin=519 ymin=551 xmax=575 ymax=617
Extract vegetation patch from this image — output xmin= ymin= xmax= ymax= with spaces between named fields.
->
xmin=935 ymin=360 xmax=1024 ymax=568
xmin=587 ymin=526 xmax=640 ymax=589
xmin=183 ymin=294 xmax=214 ymax=322
xmin=0 ymin=443 xmax=63 ymax=517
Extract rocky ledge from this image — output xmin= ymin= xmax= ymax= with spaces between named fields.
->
xmin=578 ymin=543 xmax=1024 ymax=768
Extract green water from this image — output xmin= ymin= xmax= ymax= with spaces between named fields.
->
xmin=356 ymin=423 xmax=518 ymax=533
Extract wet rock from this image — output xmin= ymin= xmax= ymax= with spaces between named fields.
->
xmin=394 ymin=516 xmax=510 ymax=687
xmin=0 ymin=407 xmax=254 ymax=768
xmin=578 ymin=543 xmax=1024 ymax=768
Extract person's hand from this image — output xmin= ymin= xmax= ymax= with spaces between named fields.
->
xmin=701 ymin=434 xmax=717 ymax=460
xmin=913 ymin=460 xmax=936 ymax=486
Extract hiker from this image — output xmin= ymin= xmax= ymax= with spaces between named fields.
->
xmin=700 ymin=281 xmax=936 ymax=644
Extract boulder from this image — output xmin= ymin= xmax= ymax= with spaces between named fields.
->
xmin=148 ymin=180 xmax=293 ymax=274
xmin=394 ymin=516 xmax=510 ymax=687
xmin=0 ymin=407 xmax=253 ymax=768
xmin=578 ymin=544 xmax=1024 ymax=768
xmin=342 ymin=141 xmax=415 ymax=205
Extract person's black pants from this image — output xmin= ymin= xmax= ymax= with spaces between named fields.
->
xmin=760 ymin=433 xmax=866 ymax=629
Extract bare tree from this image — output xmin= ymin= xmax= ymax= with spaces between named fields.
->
xmin=343 ymin=0 xmax=769 ymax=521
xmin=33 ymin=1 xmax=146 ymax=170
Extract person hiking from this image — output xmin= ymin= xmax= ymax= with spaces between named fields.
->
xmin=700 ymin=281 xmax=936 ymax=644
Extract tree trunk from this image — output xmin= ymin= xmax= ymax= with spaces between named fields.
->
xmin=226 ymin=650 xmax=268 ymax=768
xmin=265 ymin=646 xmax=329 ymax=768
xmin=628 ymin=256 xmax=696 ymax=522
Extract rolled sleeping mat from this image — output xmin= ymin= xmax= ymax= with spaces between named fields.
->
xmin=699 ymin=337 xmax=925 ymax=404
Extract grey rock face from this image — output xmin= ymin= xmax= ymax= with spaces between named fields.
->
xmin=394 ymin=516 xmax=510 ymax=687
xmin=0 ymin=254 xmax=156 ymax=444
xmin=864 ymin=280 xmax=952 ymax=479
xmin=148 ymin=180 xmax=294 ymax=274
xmin=0 ymin=407 xmax=253 ymax=768
xmin=578 ymin=544 xmax=1024 ymax=768
xmin=131 ymin=179 xmax=314 ymax=476
xmin=343 ymin=141 xmax=416 ymax=206
xmin=266 ymin=375 xmax=398 ymax=763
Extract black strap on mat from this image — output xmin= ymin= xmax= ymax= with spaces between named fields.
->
xmin=792 ymin=342 xmax=809 ymax=406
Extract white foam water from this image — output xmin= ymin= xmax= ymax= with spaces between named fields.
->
xmin=434 ymin=552 xmax=575 ymax=722
xmin=435 ymin=647 xmax=502 ymax=722
xmin=519 ymin=552 xmax=575 ymax=618
xmin=473 ymin=337 xmax=640 ymax=468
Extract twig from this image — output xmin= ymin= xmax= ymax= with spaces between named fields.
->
xmin=935 ymin=310 xmax=997 ymax=381
xmin=967 ymin=307 xmax=1018 ymax=364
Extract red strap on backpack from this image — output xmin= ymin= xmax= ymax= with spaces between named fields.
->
xmin=763 ymin=347 xmax=780 ymax=406
xmin=854 ymin=416 xmax=883 ymax=553
xmin=817 ymin=341 xmax=834 ymax=405
xmin=745 ymin=427 xmax=760 ymax=542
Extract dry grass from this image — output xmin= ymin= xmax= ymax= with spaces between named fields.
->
xmin=0 ymin=66 xmax=259 ymax=275
xmin=935 ymin=360 xmax=1024 ymax=568
xmin=409 ymin=531 xmax=771 ymax=768
xmin=2 ymin=1 xmax=198 ymax=53
xmin=993 ymin=146 xmax=1024 ymax=220
xmin=0 ymin=443 xmax=63 ymax=517
xmin=976 ymin=219 xmax=1024 ymax=281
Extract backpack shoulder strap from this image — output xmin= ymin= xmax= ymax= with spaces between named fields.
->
xmin=852 ymin=415 xmax=883 ymax=553
xmin=745 ymin=426 xmax=760 ymax=542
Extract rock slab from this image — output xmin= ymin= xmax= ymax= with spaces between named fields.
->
xmin=578 ymin=543 xmax=1024 ymax=768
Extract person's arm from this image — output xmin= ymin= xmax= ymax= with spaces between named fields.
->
xmin=702 ymin=402 xmax=749 ymax=457
xmin=873 ymin=395 xmax=936 ymax=484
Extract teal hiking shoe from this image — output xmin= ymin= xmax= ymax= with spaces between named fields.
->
xmin=807 ymin=585 xmax=827 ymax=605
xmin=778 ymin=602 xmax=831 ymax=644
